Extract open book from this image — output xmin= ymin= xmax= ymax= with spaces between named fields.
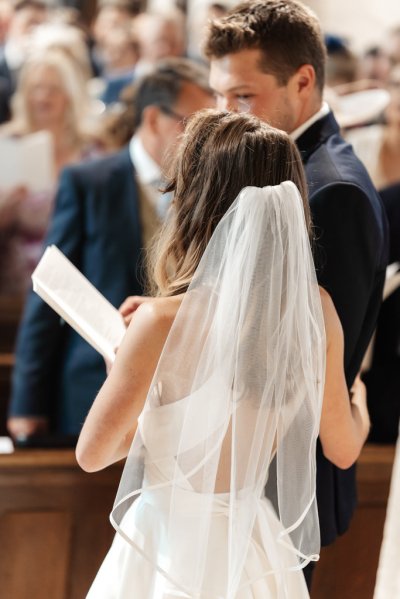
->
xmin=0 ymin=131 xmax=54 ymax=192
xmin=32 ymin=245 xmax=126 ymax=363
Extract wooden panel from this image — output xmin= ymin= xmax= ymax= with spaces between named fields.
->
xmin=0 ymin=511 xmax=71 ymax=599
xmin=312 ymin=507 xmax=387 ymax=598
xmin=0 ymin=294 xmax=23 ymax=435
xmin=0 ymin=445 xmax=395 ymax=599
xmin=0 ymin=296 xmax=24 ymax=352
xmin=0 ymin=353 xmax=13 ymax=435
xmin=0 ymin=450 xmax=122 ymax=599
xmin=312 ymin=444 xmax=395 ymax=599
xmin=67 ymin=510 xmax=115 ymax=599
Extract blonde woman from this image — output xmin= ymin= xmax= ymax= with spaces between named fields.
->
xmin=0 ymin=49 xmax=97 ymax=294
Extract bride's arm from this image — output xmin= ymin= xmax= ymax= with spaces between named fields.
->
xmin=319 ymin=289 xmax=370 ymax=470
xmin=76 ymin=301 xmax=173 ymax=472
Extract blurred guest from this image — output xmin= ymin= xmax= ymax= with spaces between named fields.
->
xmin=0 ymin=0 xmax=13 ymax=46
xmin=347 ymin=65 xmax=400 ymax=189
xmin=359 ymin=46 xmax=391 ymax=85
xmin=30 ymin=21 xmax=93 ymax=81
xmin=384 ymin=26 xmax=400 ymax=68
xmin=102 ymin=26 xmax=139 ymax=78
xmin=91 ymin=0 xmax=139 ymax=76
xmin=0 ymin=49 xmax=94 ymax=295
xmin=325 ymin=34 xmax=359 ymax=88
xmin=0 ymin=0 xmax=49 ymax=123
xmin=186 ymin=1 xmax=231 ymax=62
xmin=7 ymin=58 xmax=214 ymax=439
xmin=100 ymin=25 xmax=139 ymax=105
xmin=133 ymin=10 xmax=186 ymax=77
xmin=98 ymin=9 xmax=186 ymax=106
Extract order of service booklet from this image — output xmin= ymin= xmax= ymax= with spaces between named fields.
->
xmin=0 ymin=130 xmax=54 ymax=192
xmin=31 ymin=245 xmax=126 ymax=363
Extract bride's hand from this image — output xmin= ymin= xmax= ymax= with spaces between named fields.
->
xmin=107 ymin=296 xmax=154 ymax=374
xmin=119 ymin=295 xmax=153 ymax=326
xmin=104 ymin=295 xmax=154 ymax=375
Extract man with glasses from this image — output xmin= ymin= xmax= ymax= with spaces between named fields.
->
xmin=8 ymin=58 xmax=214 ymax=439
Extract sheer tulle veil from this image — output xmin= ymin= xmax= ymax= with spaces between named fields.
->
xmin=110 ymin=181 xmax=326 ymax=598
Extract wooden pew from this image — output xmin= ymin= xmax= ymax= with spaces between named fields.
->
xmin=0 ymin=443 xmax=395 ymax=599
xmin=0 ymin=295 xmax=24 ymax=352
xmin=0 ymin=449 xmax=121 ymax=599
xmin=0 ymin=352 xmax=14 ymax=435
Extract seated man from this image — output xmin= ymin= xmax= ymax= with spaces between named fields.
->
xmin=7 ymin=58 xmax=213 ymax=438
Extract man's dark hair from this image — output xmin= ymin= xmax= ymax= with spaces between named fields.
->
xmin=204 ymin=0 xmax=326 ymax=93
xmin=102 ymin=58 xmax=211 ymax=146
xmin=130 ymin=58 xmax=211 ymax=130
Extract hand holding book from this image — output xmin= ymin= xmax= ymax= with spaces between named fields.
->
xmin=32 ymin=245 xmax=127 ymax=363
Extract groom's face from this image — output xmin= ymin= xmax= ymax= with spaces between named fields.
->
xmin=209 ymin=48 xmax=299 ymax=133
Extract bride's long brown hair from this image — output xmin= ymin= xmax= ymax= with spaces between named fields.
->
xmin=149 ymin=109 xmax=310 ymax=296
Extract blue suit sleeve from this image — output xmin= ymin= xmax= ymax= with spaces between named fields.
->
xmin=9 ymin=167 xmax=85 ymax=418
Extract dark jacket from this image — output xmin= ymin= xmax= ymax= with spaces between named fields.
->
xmin=362 ymin=182 xmax=400 ymax=443
xmin=297 ymin=111 xmax=388 ymax=545
xmin=9 ymin=147 xmax=145 ymax=434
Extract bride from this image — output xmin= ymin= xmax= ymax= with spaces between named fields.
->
xmin=76 ymin=109 xmax=370 ymax=598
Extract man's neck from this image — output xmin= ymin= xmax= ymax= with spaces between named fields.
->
xmin=137 ymin=130 xmax=162 ymax=167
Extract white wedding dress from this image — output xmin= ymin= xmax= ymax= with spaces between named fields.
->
xmin=87 ymin=385 xmax=310 ymax=598
xmin=86 ymin=183 xmax=324 ymax=599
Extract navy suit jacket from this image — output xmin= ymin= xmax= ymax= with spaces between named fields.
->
xmin=9 ymin=147 xmax=145 ymax=434
xmin=297 ymin=112 xmax=388 ymax=544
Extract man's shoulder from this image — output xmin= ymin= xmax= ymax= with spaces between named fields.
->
xmin=305 ymin=127 xmax=377 ymax=199
xmin=61 ymin=147 xmax=133 ymax=187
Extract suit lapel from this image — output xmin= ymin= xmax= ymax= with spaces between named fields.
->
xmin=296 ymin=111 xmax=340 ymax=163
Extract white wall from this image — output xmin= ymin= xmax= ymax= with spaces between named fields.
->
xmin=303 ymin=0 xmax=400 ymax=52
xmin=186 ymin=0 xmax=400 ymax=53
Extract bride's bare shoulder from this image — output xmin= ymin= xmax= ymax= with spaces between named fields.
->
xmin=131 ymin=295 xmax=184 ymax=332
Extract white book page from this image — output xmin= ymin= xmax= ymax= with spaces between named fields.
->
xmin=0 ymin=131 xmax=54 ymax=192
xmin=32 ymin=245 xmax=127 ymax=362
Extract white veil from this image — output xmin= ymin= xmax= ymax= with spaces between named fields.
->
xmin=110 ymin=181 xmax=326 ymax=598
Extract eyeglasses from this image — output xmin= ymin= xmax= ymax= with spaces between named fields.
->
xmin=159 ymin=105 xmax=188 ymax=126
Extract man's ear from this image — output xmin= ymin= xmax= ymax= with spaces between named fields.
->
xmin=141 ymin=105 xmax=162 ymax=135
xmin=291 ymin=64 xmax=316 ymax=97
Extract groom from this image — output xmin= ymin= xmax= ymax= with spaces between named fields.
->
xmin=204 ymin=0 xmax=388 ymax=586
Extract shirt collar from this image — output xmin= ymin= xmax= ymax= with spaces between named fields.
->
xmin=290 ymin=102 xmax=330 ymax=141
xmin=129 ymin=134 xmax=161 ymax=186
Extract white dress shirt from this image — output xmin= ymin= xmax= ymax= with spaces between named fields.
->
xmin=290 ymin=102 xmax=330 ymax=141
